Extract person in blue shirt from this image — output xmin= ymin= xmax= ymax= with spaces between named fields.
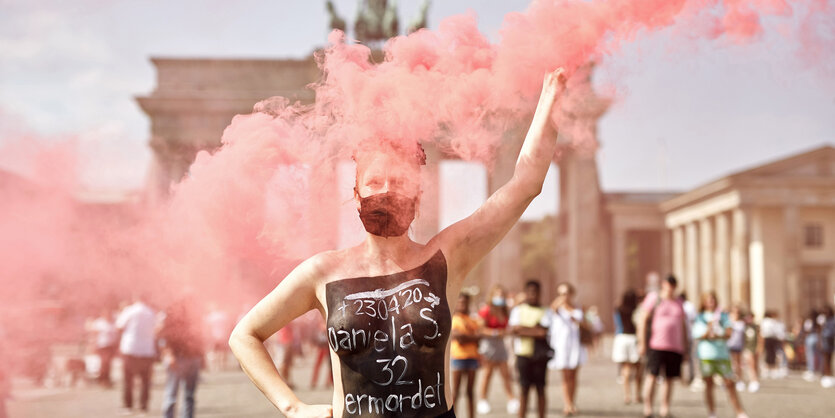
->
xmin=692 ymin=292 xmax=748 ymax=418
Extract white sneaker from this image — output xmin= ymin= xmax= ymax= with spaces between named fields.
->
xmin=118 ymin=408 xmax=132 ymax=416
xmin=822 ymin=376 xmax=835 ymax=388
xmin=735 ymin=381 xmax=746 ymax=392
xmin=689 ymin=379 xmax=705 ymax=392
xmin=507 ymin=398 xmax=520 ymax=414
xmin=747 ymin=381 xmax=760 ymax=393
xmin=477 ymin=399 xmax=491 ymax=414
xmin=802 ymin=371 xmax=816 ymax=382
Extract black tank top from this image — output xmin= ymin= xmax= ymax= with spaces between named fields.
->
xmin=325 ymin=250 xmax=452 ymax=417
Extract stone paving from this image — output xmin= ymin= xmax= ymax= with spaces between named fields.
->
xmin=5 ymin=347 xmax=834 ymax=417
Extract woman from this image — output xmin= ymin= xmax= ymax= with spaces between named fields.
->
xmin=476 ymin=285 xmax=518 ymax=415
xmin=802 ymin=309 xmax=821 ymax=382
xmin=450 ymin=294 xmax=480 ymax=418
xmin=821 ymin=306 xmax=835 ymax=388
xmin=727 ymin=305 xmax=747 ymax=391
xmin=229 ymin=68 xmax=567 ymax=417
xmin=692 ymin=292 xmax=748 ymax=418
xmin=549 ymin=283 xmax=586 ymax=416
xmin=612 ymin=289 xmax=642 ymax=405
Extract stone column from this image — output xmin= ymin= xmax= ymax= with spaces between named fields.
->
xmin=783 ymin=205 xmax=800 ymax=323
xmin=483 ymin=126 xmax=525 ymax=293
xmin=748 ymin=208 xmax=767 ymax=318
xmin=731 ymin=208 xmax=751 ymax=306
xmin=685 ymin=222 xmax=700 ymax=301
xmin=612 ymin=225 xmax=628 ymax=305
xmin=672 ymin=226 xmax=685 ymax=283
xmin=714 ymin=212 xmax=731 ymax=306
xmin=699 ymin=218 xmax=715 ymax=294
xmin=660 ymin=228 xmax=672 ymax=278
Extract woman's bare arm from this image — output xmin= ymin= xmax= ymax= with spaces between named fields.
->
xmin=228 ymin=255 xmax=332 ymax=417
xmin=432 ymin=68 xmax=567 ymax=282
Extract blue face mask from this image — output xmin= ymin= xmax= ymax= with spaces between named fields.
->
xmin=492 ymin=297 xmax=506 ymax=307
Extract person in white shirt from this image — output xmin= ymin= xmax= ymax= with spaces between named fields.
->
xmin=115 ymin=295 xmax=157 ymax=415
xmin=548 ymin=283 xmax=586 ymax=416
xmin=760 ymin=310 xmax=786 ymax=379
xmin=86 ymin=309 xmax=119 ymax=388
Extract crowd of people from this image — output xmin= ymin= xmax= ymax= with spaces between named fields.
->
xmin=68 ymin=293 xmax=247 ymax=417
xmin=446 ymin=280 xmax=592 ymax=418
xmin=2 ymin=274 xmax=834 ymax=418
xmin=444 ymin=272 xmax=835 ymax=418
xmin=610 ymin=274 xmax=835 ymax=418
xmin=76 ymin=295 xmax=334 ymax=418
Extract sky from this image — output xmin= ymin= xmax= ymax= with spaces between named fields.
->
xmin=1 ymin=0 xmax=833 ymax=224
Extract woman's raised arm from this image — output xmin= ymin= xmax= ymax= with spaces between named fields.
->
xmin=433 ymin=68 xmax=567 ymax=282
xmin=228 ymin=255 xmax=332 ymax=417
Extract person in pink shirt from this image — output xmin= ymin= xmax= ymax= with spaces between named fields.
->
xmin=638 ymin=275 xmax=689 ymax=418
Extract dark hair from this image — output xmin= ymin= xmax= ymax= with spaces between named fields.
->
xmin=524 ymin=280 xmax=541 ymax=291
xmin=621 ymin=289 xmax=638 ymax=311
xmin=664 ymin=274 xmax=678 ymax=288
xmin=618 ymin=289 xmax=639 ymax=325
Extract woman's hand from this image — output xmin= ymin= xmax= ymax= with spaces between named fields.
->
xmin=288 ymin=403 xmax=333 ymax=418
xmin=432 ymin=66 xmax=569 ymax=285
xmin=540 ymin=67 xmax=568 ymax=104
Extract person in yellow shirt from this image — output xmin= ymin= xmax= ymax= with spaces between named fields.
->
xmin=451 ymin=293 xmax=481 ymax=418
xmin=509 ymin=280 xmax=553 ymax=418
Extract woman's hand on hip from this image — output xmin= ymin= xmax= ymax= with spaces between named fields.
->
xmin=288 ymin=403 xmax=333 ymax=418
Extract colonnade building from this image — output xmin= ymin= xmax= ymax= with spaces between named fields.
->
xmin=662 ymin=146 xmax=835 ymax=321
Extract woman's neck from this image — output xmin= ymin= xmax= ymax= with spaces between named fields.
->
xmin=361 ymin=232 xmax=419 ymax=264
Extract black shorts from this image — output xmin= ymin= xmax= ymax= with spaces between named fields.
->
xmin=647 ymin=349 xmax=683 ymax=378
xmin=764 ymin=337 xmax=780 ymax=365
xmin=516 ymin=356 xmax=548 ymax=389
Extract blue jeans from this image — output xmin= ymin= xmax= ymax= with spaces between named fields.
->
xmin=806 ymin=334 xmax=820 ymax=373
xmin=163 ymin=356 xmax=201 ymax=418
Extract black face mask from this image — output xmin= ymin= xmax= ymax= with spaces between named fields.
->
xmin=358 ymin=191 xmax=416 ymax=237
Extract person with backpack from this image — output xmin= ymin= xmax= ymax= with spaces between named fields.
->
xmin=509 ymin=280 xmax=553 ymax=418
xmin=638 ymin=275 xmax=688 ymax=418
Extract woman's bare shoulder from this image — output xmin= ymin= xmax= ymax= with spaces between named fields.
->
xmin=299 ymin=247 xmax=368 ymax=284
